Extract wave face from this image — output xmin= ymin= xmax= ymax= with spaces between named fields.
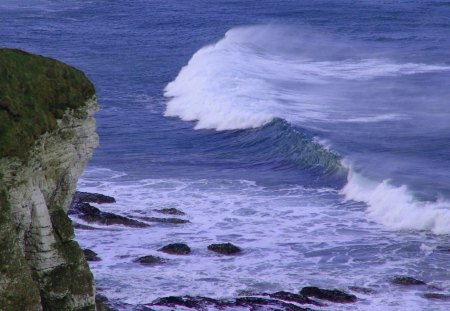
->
xmin=165 ymin=25 xmax=450 ymax=234
xmin=165 ymin=25 xmax=449 ymax=130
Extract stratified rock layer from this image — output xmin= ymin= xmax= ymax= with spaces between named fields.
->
xmin=0 ymin=49 xmax=98 ymax=310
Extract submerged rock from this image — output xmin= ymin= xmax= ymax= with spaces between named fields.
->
xmin=83 ymin=249 xmax=101 ymax=262
xmin=207 ymin=243 xmax=242 ymax=255
xmin=137 ymin=216 xmax=189 ymax=224
xmin=70 ymin=202 xmax=149 ymax=228
xmin=390 ymin=276 xmax=426 ymax=286
xmin=269 ymin=291 xmax=324 ymax=306
xmin=150 ymin=295 xmax=311 ymax=311
xmin=154 ymin=208 xmax=186 ymax=215
xmin=423 ymin=293 xmax=450 ymax=300
xmin=158 ymin=243 xmax=191 ymax=255
xmin=348 ymin=286 xmax=376 ymax=294
xmin=73 ymin=191 xmax=116 ymax=204
xmin=300 ymin=286 xmax=357 ymax=303
xmin=134 ymin=255 xmax=166 ymax=265
xmin=236 ymin=296 xmax=310 ymax=310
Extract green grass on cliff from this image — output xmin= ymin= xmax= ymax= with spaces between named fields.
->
xmin=0 ymin=49 xmax=95 ymax=159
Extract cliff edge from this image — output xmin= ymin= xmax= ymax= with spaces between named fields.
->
xmin=0 ymin=49 xmax=99 ymax=310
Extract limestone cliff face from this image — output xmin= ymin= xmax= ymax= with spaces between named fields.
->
xmin=0 ymin=49 xmax=99 ymax=310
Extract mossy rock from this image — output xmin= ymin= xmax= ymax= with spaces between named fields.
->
xmin=50 ymin=207 xmax=75 ymax=242
xmin=0 ymin=48 xmax=95 ymax=159
xmin=158 ymin=243 xmax=191 ymax=255
xmin=0 ymin=190 xmax=42 ymax=310
xmin=207 ymin=243 xmax=241 ymax=255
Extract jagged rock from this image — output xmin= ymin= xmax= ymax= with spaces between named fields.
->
xmin=423 ymin=293 xmax=450 ymax=300
xmin=390 ymin=276 xmax=426 ymax=286
xmin=150 ymin=295 xmax=310 ymax=311
xmin=136 ymin=216 xmax=189 ymax=224
xmin=73 ymin=191 xmax=116 ymax=204
xmin=0 ymin=49 xmax=98 ymax=310
xmin=300 ymin=286 xmax=357 ymax=303
xmin=95 ymin=294 xmax=119 ymax=311
xmin=208 ymin=243 xmax=242 ymax=255
xmin=269 ymin=291 xmax=324 ymax=306
xmin=236 ymin=296 xmax=310 ymax=310
xmin=154 ymin=208 xmax=186 ymax=215
xmin=134 ymin=255 xmax=166 ymax=265
xmin=70 ymin=202 xmax=149 ymax=228
xmin=158 ymin=243 xmax=191 ymax=255
xmin=83 ymin=249 xmax=101 ymax=261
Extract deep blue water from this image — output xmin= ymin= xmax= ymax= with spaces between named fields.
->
xmin=2 ymin=1 xmax=450 ymax=310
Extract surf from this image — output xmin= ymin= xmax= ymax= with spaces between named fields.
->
xmin=164 ymin=25 xmax=450 ymax=235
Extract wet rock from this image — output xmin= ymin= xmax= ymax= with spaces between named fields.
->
xmin=95 ymin=294 xmax=118 ymax=311
xmin=155 ymin=208 xmax=186 ymax=216
xmin=83 ymin=249 xmax=101 ymax=262
xmin=150 ymin=296 xmax=226 ymax=309
xmin=390 ymin=276 xmax=426 ymax=286
xmin=134 ymin=255 xmax=166 ymax=265
xmin=269 ymin=291 xmax=324 ymax=306
xmin=348 ymin=286 xmax=376 ymax=294
xmin=423 ymin=293 xmax=450 ymax=300
xmin=158 ymin=243 xmax=191 ymax=255
xmin=236 ymin=296 xmax=310 ymax=310
xmin=208 ymin=243 xmax=242 ymax=255
xmin=149 ymin=294 xmax=315 ymax=310
xmin=73 ymin=191 xmax=116 ymax=204
xmin=73 ymin=222 xmax=103 ymax=230
xmin=70 ymin=202 xmax=149 ymax=228
xmin=136 ymin=216 xmax=189 ymax=224
xmin=300 ymin=286 xmax=357 ymax=303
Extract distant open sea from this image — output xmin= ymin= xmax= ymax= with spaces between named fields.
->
xmin=2 ymin=0 xmax=450 ymax=309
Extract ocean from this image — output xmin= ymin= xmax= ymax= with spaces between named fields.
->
xmin=2 ymin=0 xmax=450 ymax=310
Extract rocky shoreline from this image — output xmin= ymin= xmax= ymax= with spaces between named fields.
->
xmin=71 ymin=192 xmax=450 ymax=311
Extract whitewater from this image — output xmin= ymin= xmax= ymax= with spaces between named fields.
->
xmin=165 ymin=25 xmax=450 ymax=235
xmin=4 ymin=1 xmax=450 ymax=310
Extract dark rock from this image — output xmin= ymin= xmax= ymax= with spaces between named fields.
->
xmin=208 ymin=243 xmax=241 ymax=255
xmin=73 ymin=191 xmax=116 ymax=204
xmin=134 ymin=255 xmax=166 ymax=265
xmin=348 ymin=286 xmax=376 ymax=294
xmin=300 ymin=287 xmax=357 ymax=303
xmin=155 ymin=208 xmax=186 ymax=216
xmin=149 ymin=295 xmax=314 ymax=311
xmin=95 ymin=294 xmax=118 ymax=311
xmin=236 ymin=296 xmax=310 ymax=311
xmin=70 ymin=202 xmax=149 ymax=228
xmin=158 ymin=243 xmax=191 ymax=255
xmin=73 ymin=222 xmax=103 ymax=230
xmin=270 ymin=291 xmax=324 ymax=306
xmin=136 ymin=216 xmax=189 ymax=224
xmin=390 ymin=276 xmax=426 ymax=286
xmin=435 ymin=246 xmax=450 ymax=253
xmin=150 ymin=296 xmax=211 ymax=309
xmin=83 ymin=249 xmax=101 ymax=262
xmin=423 ymin=293 xmax=450 ymax=300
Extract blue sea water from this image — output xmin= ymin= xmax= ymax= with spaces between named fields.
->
xmin=2 ymin=0 xmax=450 ymax=310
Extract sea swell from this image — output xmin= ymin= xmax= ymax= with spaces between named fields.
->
xmin=164 ymin=25 xmax=450 ymax=234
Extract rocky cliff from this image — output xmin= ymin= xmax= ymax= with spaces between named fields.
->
xmin=0 ymin=49 xmax=98 ymax=310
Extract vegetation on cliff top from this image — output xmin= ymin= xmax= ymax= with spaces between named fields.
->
xmin=0 ymin=48 xmax=95 ymax=159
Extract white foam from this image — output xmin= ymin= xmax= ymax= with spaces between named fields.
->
xmin=73 ymin=168 xmax=450 ymax=310
xmin=342 ymin=169 xmax=450 ymax=235
xmin=164 ymin=25 xmax=450 ymax=130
